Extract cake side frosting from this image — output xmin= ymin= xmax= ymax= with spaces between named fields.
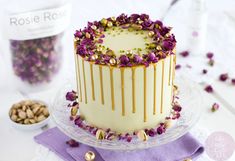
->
xmin=75 ymin=55 xmax=175 ymax=133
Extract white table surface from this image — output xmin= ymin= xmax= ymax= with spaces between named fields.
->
xmin=0 ymin=0 xmax=235 ymax=161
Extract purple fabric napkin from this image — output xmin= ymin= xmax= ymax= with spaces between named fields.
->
xmin=34 ymin=127 xmax=204 ymax=161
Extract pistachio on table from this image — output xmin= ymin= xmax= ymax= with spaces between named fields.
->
xmin=9 ymin=100 xmax=50 ymax=125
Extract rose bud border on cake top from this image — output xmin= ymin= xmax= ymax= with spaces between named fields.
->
xmin=65 ymin=85 xmax=182 ymax=143
xmin=74 ymin=13 xmax=176 ymax=67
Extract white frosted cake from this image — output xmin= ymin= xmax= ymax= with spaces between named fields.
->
xmin=72 ymin=14 xmax=179 ymax=141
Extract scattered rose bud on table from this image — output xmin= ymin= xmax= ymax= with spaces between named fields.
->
xmin=219 ymin=73 xmax=229 ymax=82
xmin=66 ymin=139 xmax=79 ymax=147
xmin=175 ymin=64 xmax=181 ymax=70
xmin=180 ymin=50 xmax=189 ymax=57
xmin=204 ymin=85 xmax=213 ymax=93
xmin=202 ymin=69 xmax=208 ymax=74
xmin=206 ymin=52 xmax=214 ymax=59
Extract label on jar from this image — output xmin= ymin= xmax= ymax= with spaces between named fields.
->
xmin=5 ymin=4 xmax=71 ymax=40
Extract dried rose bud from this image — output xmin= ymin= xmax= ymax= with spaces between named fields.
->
xmin=206 ymin=52 xmax=214 ymax=59
xmin=66 ymin=91 xmax=78 ymax=101
xmin=211 ymin=103 xmax=219 ymax=112
xmin=219 ymin=73 xmax=229 ymax=82
xmin=66 ymin=139 xmax=79 ymax=147
xmin=10 ymin=34 xmax=63 ymax=84
xmin=172 ymin=104 xmax=182 ymax=112
xmin=119 ymin=55 xmax=130 ymax=66
xmin=148 ymin=128 xmax=156 ymax=137
xmin=204 ymin=85 xmax=213 ymax=93
xmin=157 ymin=124 xmax=166 ymax=135
xmin=126 ymin=136 xmax=132 ymax=142
xmin=202 ymin=69 xmax=208 ymax=74
xmin=179 ymin=51 xmax=189 ymax=57
xmin=175 ymin=64 xmax=181 ymax=70
xmin=231 ymin=79 xmax=235 ymax=85
xmin=133 ymin=54 xmax=143 ymax=64
xmin=208 ymin=59 xmax=214 ymax=66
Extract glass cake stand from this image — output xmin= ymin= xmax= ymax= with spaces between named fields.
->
xmin=51 ymin=75 xmax=203 ymax=151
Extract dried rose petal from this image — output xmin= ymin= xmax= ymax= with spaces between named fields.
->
xmin=175 ymin=64 xmax=181 ymax=70
xmin=204 ymin=85 xmax=213 ymax=93
xmin=211 ymin=103 xmax=219 ymax=112
xmin=206 ymin=52 xmax=214 ymax=59
xmin=180 ymin=51 xmax=189 ymax=57
xmin=219 ymin=73 xmax=229 ymax=82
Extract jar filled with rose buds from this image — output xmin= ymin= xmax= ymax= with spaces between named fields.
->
xmin=4 ymin=0 xmax=71 ymax=92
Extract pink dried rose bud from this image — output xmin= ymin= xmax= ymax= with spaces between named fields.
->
xmin=180 ymin=51 xmax=189 ymax=57
xmin=66 ymin=139 xmax=79 ymax=147
xmin=204 ymin=85 xmax=213 ymax=93
xmin=206 ymin=52 xmax=214 ymax=59
xmin=66 ymin=90 xmax=78 ymax=101
xmin=211 ymin=103 xmax=219 ymax=112
xmin=219 ymin=73 xmax=229 ymax=82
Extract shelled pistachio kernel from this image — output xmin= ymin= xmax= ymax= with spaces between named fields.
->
xmin=71 ymin=106 xmax=78 ymax=116
xmin=184 ymin=158 xmax=192 ymax=161
xmin=91 ymin=25 xmax=97 ymax=30
xmin=173 ymin=85 xmax=179 ymax=95
xmin=85 ymin=151 xmax=96 ymax=161
xmin=156 ymin=45 xmax=162 ymax=51
xmin=9 ymin=100 xmax=49 ymax=125
xmin=107 ymin=21 xmax=113 ymax=28
xmin=101 ymin=18 xmax=108 ymax=26
xmin=131 ymin=24 xmax=142 ymax=30
xmin=148 ymin=31 xmax=154 ymax=37
xmin=137 ymin=130 xmax=148 ymax=141
xmin=96 ymin=129 xmax=106 ymax=140
xmin=91 ymin=54 xmax=98 ymax=61
xmin=109 ymin=58 xmax=117 ymax=65
xmin=106 ymin=50 xmax=114 ymax=56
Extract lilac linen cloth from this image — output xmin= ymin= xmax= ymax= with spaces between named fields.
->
xmin=34 ymin=127 xmax=204 ymax=161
